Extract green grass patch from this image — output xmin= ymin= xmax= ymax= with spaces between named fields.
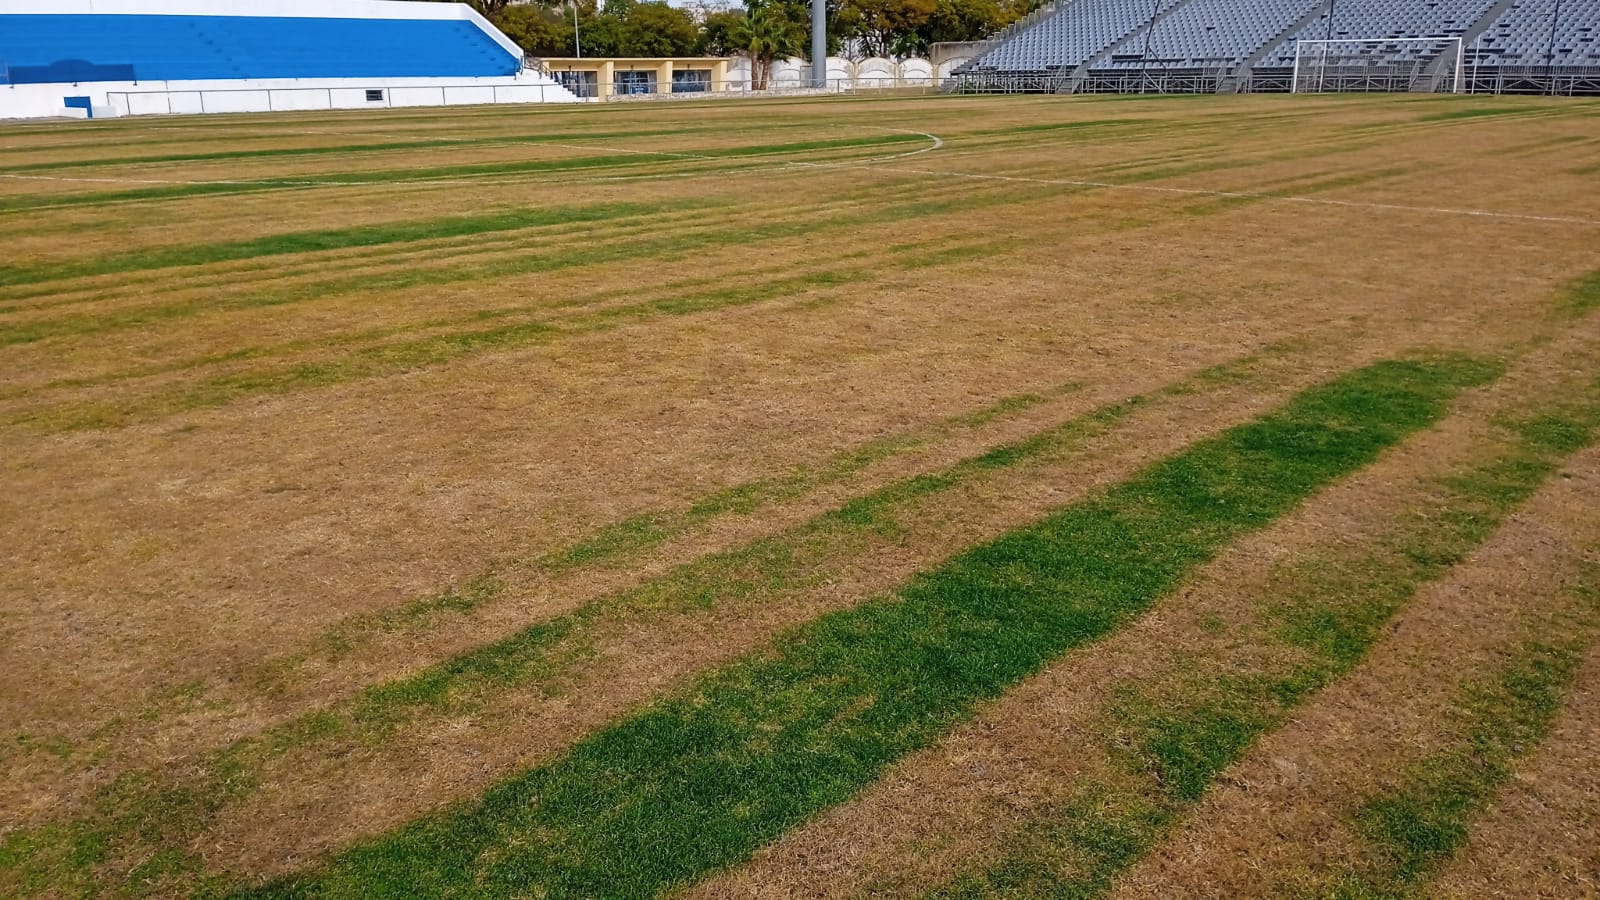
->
xmin=925 ymin=372 xmax=1600 ymax=900
xmin=0 ymin=345 xmax=1290 ymax=897
xmin=935 ymin=789 xmax=1165 ymax=900
xmin=1338 ymin=632 xmax=1595 ymax=896
xmin=240 ymin=355 xmax=1493 ymax=898
xmin=1558 ymin=269 xmax=1600 ymax=317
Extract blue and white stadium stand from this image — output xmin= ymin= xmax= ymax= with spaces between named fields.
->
xmin=0 ymin=0 xmax=579 ymax=120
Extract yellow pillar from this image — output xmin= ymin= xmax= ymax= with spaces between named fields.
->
xmin=658 ymin=60 xmax=675 ymax=95
xmin=712 ymin=58 xmax=729 ymax=92
xmin=598 ymin=60 xmax=615 ymax=99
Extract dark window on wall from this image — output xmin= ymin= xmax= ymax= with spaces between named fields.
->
xmin=672 ymin=69 xmax=711 ymax=93
xmin=365 ymin=89 xmax=384 ymax=102
xmin=615 ymin=70 xmax=656 ymax=95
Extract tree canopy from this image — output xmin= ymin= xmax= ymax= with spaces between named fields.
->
xmin=436 ymin=0 xmax=1028 ymax=62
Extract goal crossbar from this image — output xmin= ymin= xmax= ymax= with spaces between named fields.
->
xmin=1291 ymin=37 xmax=1464 ymax=94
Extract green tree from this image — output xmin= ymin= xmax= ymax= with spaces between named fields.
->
xmin=576 ymin=1 xmax=626 ymax=57
xmin=907 ymin=0 xmax=1019 ymax=55
xmin=697 ymin=9 xmax=747 ymax=56
xmin=495 ymin=3 xmax=573 ymax=57
xmin=835 ymin=0 xmax=934 ymax=58
xmin=617 ymin=3 xmax=700 ymax=56
xmin=736 ymin=0 xmax=806 ymax=88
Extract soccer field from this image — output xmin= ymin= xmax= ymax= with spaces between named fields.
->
xmin=3 ymin=93 xmax=1600 ymax=897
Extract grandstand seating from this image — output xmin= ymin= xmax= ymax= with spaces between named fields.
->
xmin=955 ymin=0 xmax=1598 ymax=94
xmin=1471 ymin=0 xmax=1600 ymax=66
xmin=0 ymin=13 xmax=519 ymax=85
xmin=1097 ymin=0 xmax=1320 ymax=69
xmin=973 ymin=0 xmax=1189 ymax=73
xmin=1259 ymin=0 xmax=1500 ymax=67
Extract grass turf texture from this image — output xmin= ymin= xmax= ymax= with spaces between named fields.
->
xmin=924 ymin=375 xmax=1600 ymax=899
xmin=1337 ymin=633 xmax=1596 ymax=897
xmin=243 ymin=355 xmax=1495 ymax=898
xmin=6 ymin=94 xmax=1600 ymax=900
xmin=0 ymin=343 xmax=1285 ymax=896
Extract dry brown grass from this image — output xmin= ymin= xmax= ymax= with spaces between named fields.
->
xmin=1429 ymin=647 xmax=1600 ymax=899
xmin=2 ymin=92 xmax=1599 ymax=894
xmin=1108 ymin=450 xmax=1600 ymax=899
xmin=684 ymin=321 xmax=1600 ymax=900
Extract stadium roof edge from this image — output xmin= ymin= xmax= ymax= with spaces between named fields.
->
xmin=0 ymin=0 xmax=524 ymax=62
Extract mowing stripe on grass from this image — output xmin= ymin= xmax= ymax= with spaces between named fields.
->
xmin=0 ymin=344 xmax=1295 ymax=896
xmin=0 ymin=133 xmax=926 ymax=214
xmin=1337 ymin=629 xmax=1598 ymax=897
xmin=7 ymin=264 xmax=866 ymax=432
xmin=0 ymin=125 xmax=741 ymax=173
xmin=0 ymin=202 xmax=674 ymax=288
xmin=240 ymin=355 xmax=1495 ymax=899
xmin=924 ymin=373 xmax=1600 ymax=900
xmin=0 ymin=175 xmax=1017 ymax=349
xmin=7 ymin=193 xmax=1048 ymax=431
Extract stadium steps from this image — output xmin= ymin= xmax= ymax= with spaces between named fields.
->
xmin=1231 ymin=1 xmax=1341 ymax=91
xmin=1417 ymin=0 xmax=1523 ymax=90
xmin=1063 ymin=0 xmax=1199 ymax=93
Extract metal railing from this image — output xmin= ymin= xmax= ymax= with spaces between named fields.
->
xmin=1075 ymin=66 xmax=1230 ymax=94
xmin=553 ymin=77 xmax=941 ymax=102
xmin=102 ymin=82 xmax=576 ymax=116
xmin=944 ymin=72 xmax=1073 ymax=94
xmin=1460 ymin=65 xmax=1600 ymax=96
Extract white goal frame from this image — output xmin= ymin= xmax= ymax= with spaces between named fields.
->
xmin=1292 ymin=37 xmax=1464 ymax=94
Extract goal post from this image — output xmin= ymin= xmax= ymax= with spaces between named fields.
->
xmin=1291 ymin=37 xmax=1464 ymax=94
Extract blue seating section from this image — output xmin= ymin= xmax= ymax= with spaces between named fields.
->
xmin=0 ymin=14 xmax=519 ymax=85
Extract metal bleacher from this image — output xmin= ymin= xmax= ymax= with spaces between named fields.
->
xmin=1082 ymin=0 xmax=1322 ymax=93
xmin=1465 ymin=0 xmax=1600 ymax=94
xmin=962 ymin=0 xmax=1189 ymax=91
xmin=950 ymin=0 xmax=1599 ymax=95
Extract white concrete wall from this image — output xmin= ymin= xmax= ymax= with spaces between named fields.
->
xmin=825 ymin=57 xmax=854 ymax=87
xmin=736 ymin=56 xmax=940 ymax=91
xmin=856 ymin=58 xmax=897 ymax=86
xmin=900 ymin=58 xmax=934 ymax=85
xmin=7 ymin=73 xmax=578 ymax=119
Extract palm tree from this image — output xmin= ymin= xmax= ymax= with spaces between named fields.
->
xmin=738 ymin=1 xmax=804 ymax=90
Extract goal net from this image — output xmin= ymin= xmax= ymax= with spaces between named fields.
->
xmin=1292 ymin=37 xmax=1464 ymax=94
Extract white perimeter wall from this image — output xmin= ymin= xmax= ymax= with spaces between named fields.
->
xmin=3 ymin=74 xmax=579 ymax=119
xmin=753 ymin=57 xmax=937 ymax=89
